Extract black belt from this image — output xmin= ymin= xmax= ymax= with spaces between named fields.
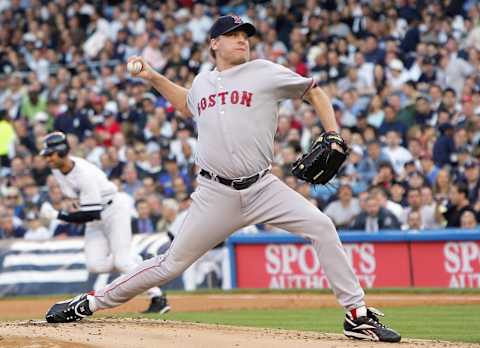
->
xmin=200 ymin=168 xmax=270 ymax=190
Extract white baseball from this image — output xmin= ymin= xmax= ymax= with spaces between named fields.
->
xmin=127 ymin=61 xmax=143 ymax=74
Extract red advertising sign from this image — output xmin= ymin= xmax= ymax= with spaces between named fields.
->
xmin=235 ymin=243 xmax=411 ymax=289
xmin=411 ymin=241 xmax=480 ymax=288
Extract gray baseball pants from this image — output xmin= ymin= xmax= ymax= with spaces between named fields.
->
xmin=92 ymin=174 xmax=365 ymax=310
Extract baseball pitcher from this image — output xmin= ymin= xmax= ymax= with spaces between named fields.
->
xmin=46 ymin=16 xmax=400 ymax=342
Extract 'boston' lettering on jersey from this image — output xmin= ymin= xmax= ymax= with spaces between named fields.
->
xmin=197 ymin=90 xmax=253 ymax=116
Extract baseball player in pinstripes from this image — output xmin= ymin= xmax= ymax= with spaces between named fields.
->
xmin=39 ymin=132 xmax=170 ymax=314
xmin=45 ymin=16 xmax=400 ymax=342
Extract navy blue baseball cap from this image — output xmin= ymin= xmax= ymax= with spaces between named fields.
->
xmin=209 ymin=15 xmax=256 ymax=39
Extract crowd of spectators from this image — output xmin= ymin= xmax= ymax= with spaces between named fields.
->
xmin=1 ymin=0 xmax=480 ymax=241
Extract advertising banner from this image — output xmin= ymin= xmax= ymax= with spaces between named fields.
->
xmin=411 ymin=241 xmax=480 ymax=288
xmin=235 ymin=242 xmax=411 ymax=289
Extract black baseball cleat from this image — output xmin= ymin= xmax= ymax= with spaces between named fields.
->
xmin=46 ymin=293 xmax=93 ymax=323
xmin=343 ymin=307 xmax=401 ymax=342
xmin=142 ymin=295 xmax=171 ymax=314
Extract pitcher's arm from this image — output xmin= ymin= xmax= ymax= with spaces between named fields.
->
xmin=127 ymin=56 xmax=192 ymax=117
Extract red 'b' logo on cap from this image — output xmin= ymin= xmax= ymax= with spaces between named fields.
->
xmin=231 ymin=15 xmax=242 ymax=24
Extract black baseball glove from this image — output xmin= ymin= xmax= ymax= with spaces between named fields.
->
xmin=291 ymin=131 xmax=349 ymax=185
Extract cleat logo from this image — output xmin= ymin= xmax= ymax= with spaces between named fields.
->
xmin=354 ymin=324 xmax=377 ymax=330
xmin=364 ymin=329 xmax=379 ymax=341
xmin=74 ymin=303 xmax=86 ymax=318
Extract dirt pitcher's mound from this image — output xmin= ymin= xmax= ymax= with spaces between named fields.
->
xmin=2 ymin=293 xmax=480 ymax=321
xmin=0 ymin=319 xmax=478 ymax=348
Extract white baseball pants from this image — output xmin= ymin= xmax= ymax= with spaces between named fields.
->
xmin=85 ymin=192 xmax=162 ymax=298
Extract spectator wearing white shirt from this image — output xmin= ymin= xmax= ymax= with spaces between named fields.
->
xmin=404 ymin=210 xmax=423 ymax=231
xmin=383 ymin=130 xmax=413 ymax=175
xmin=460 ymin=210 xmax=478 ymax=229
xmin=299 ymin=109 xmax=319 ymax=152
xmin=82 ymin=10 xmax=111 ymax=58
xmin=337 ymin=67 xmax=374 ymax=96
xmin=444 ymin=37 xmax=476 ymax=96
xmin=127 ymin=8 xmax=146 ymax=36
xmin=401 ymin=188 xmax=435 ymax=229
xmin=156 ymin=198 xmax=180 ymax=238
xmin=107 ymin=7 xmax=125 ymax=41
xmin=406 ymin=42 xmax=428 ymax=82
xmin=387 ymin=58 xmax=409 ymax=91
xmin=420 ymin=185 xmax=443 ymax=229
xmin=170 ymin=120 xmax=196 ymax=168
xmin=256 ymin=28 xmax=287 ymax=60
xmin=142 ymin=35 xmax=167 ymax=71
xmin=370 ymin=186 xmax=405 ymax=223
xmin=84 ymin=134 xmax=105 ymax=168
xmin=324 ymin=184 xmax=361 ymax=229
xmin=111 ymin=132 xmax=128 ymax=163
xmin=354 ymin=52 xmax=375 ymax=91
xmin=24 ymin=210 xmax=52 ymax=241
xmin=366 ymin=95 xmax=384 ymax=128
xmin=187 ymin=4 xmax=213 ymax=43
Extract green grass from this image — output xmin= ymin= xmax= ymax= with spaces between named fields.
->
xmin=171 ymin=287 xmax=480 ymax=295
xmin=2 ymin=287 xmax=480 ymax=301
xmin=125 ymin=305 xmax=480 ymax=343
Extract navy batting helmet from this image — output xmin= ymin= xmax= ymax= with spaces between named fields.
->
xmin=39 ymin=132 xmax=70 ymax=157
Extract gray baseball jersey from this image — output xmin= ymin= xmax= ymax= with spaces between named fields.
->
xmin=187 ymin=59 xmax=314 ymax=178
xmin=92 ymin=59 xmax=365 ymax=314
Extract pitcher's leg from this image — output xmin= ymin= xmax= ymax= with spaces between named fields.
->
xmin=247 ymin=175 xmax=364 ymax=310
xmin=107 ymin=209 xmax=162 ymax=298
xmin=106 ymin=197 xmax=162 ymax=298
xmin=92 ymin=180 xmax=244 ymax=310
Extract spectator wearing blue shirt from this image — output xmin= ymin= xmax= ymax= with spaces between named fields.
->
xmin=351 ymin=194 xmax=401 ymax=232
xmin=357 ymin=141 xmax=391 ymax=184
xmin=53 ymin=95 xmax=92 ymax=142
xmin=132 ymin=199 xmax=156 ymax=234
xmin=463 ymin=160 xmax=480 ymax=205
xmin=432 ymin=123 xmax=455 ymax=168
xmin=419 ymin=153 xmax=440 ymax=186
xmin=400 ymin=15 xmax=421 ymax=54
xmin=363 ymin=34 xmax=385 ymax=65
xmin=414 ymin=96 xmax=434 ymax=126
xmin=3 ymin=186 xmax=25 ymax=220
xmin=378 ymin=104 xmax=408 ymax=143
xmin=0 ymin=209 xmax=26 ymax=239
xmin=158 ymin=155 xmax=192 ymax=198
xmin=341 ymin=145 xmax=369 ymax=194
xmin=122 ymin=163 xmax=143 ymax=197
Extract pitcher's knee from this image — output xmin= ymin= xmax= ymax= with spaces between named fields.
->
xmin=163 ymin=256 xmax=194 ymax=278
xmin=307 ymin=213 xmax=339 ymax=240
xmin=313 ymin=212 xmax=336 ymax=230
